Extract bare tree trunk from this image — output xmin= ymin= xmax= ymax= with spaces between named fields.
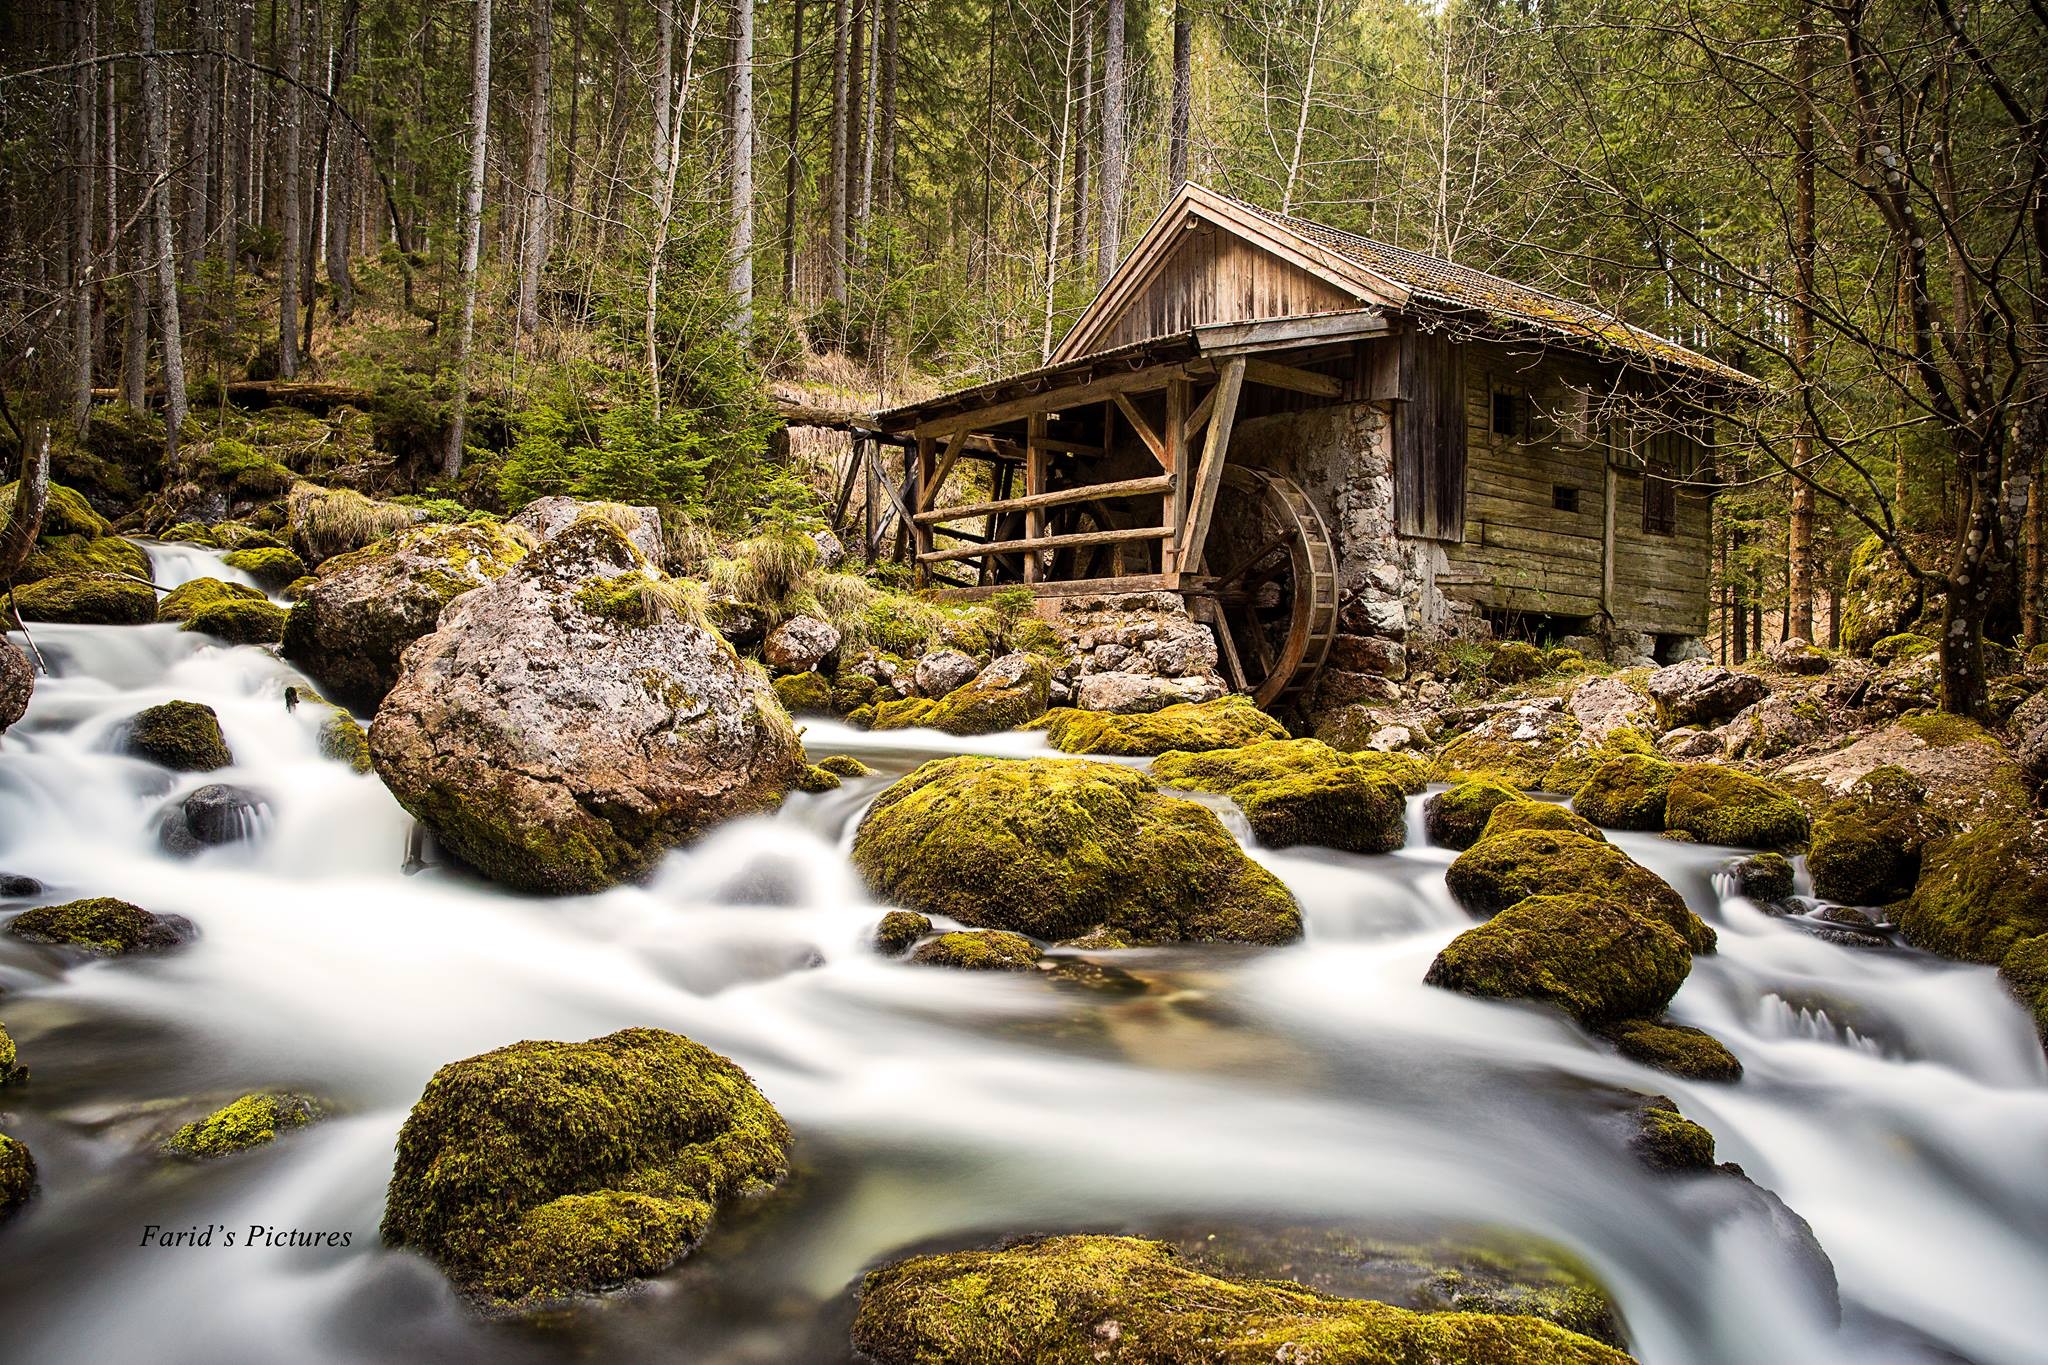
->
xmin=1169 ymin=4 xmax=1191 ymax=190
xmin=828 ymin=0 xmax=849 ymax=307
xmin=1074 ymin=3 xmax=1092 ymax=266
xmin=278 ymin=0 xmax=304 ymax=378
xmin=1 ymin=426 xmax=51 ymax=587
xmin=729 ymin=0 xmax=754 ymax=330
xmin=67 ymin=0 xmax=95 ymax=435
xmin=1279 ymin=0 xmax=1327 ymax=216
xmin=516 ymin=0 xmax=552 ymax=342
xmin=443 ymin=0 xmax=495 ymax=478
xmin=1044 ymin=2 xmax=1077 ymax=359
xmin=559 ymin=0 xmax=582 ymax=251
xmin=1786 ymin=7 xmax=1817 ymax=643
xmin=855 ymin=0 xmax=878 ymax=268
xmin=326 ymin=0 xmax=363 ymax=322
xmin=644 ymin=0 xmax=702 ymax=415
xmin=141 ymin=0 xmax=189 ymax=459
xmin=184 ymin=0 xmax=216 ymax=282
xmin=1097 ymin=0 xmax=1124 ymax=284
xmin=781 ymin=0 xmax=804 ymax=300
xmin=878 ymin=0 xmax=896 ymax=216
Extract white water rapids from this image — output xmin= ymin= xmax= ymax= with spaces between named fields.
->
xmin=1 ymin=543 xmax=2044 ymax=1364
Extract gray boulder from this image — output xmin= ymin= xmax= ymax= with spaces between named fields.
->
xmin=1568 ymin=674 xmax=1655 ymax=743
xmin=370 ymin=518 xmax=805 ymax=895
xmin=508 ymin=495 xmax=664 ymax=564
xmin=157 ymin=783 xmax=271 ymax=856
xmin=1646 ymin=659 xmax=1770 ymax=728
xmin=0 ymin=641 xmax=29 ymax=734
xmin=1074 ymin=671 xmax=1226 ymax=714
xmin=912 ymin=648 xmax=981 ymax=698
xmin=763 ymin=614 xmax=841 ymax=673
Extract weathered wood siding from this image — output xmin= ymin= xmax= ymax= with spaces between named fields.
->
xmin=1096 ymin=227 xmax=1358 ymax=351
xmin=1392 ymin=331 xmax=1466 ymax=541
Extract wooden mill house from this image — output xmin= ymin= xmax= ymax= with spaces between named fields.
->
xmin=864 ymin=183 xmax=1751 ymax=705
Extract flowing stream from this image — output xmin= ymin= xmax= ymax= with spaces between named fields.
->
xmin=2 ymin=543 xmax=2045 ymax=1365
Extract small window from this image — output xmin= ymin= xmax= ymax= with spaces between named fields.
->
xmin=1643 ymin=461 xmax=1677 ymax=536
xmin=1552 ymin=485 xmax=1579 ymax=513
xmin=1491 ymin=389 xmax=1527 ymax=438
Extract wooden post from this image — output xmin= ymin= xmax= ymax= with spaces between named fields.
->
xmin=1179 ymin=357 xmax=1246 ymax=574
xmin=1601 ymin=456 xmax=1617 ymax=619
xmin=1024 ymin=412 xmax=1048 ymax=582
xmin=863 ymin=435 xmax=880 ymax=564
xmin=913 ymin=434 xmax=935 ymax=584
xmin=1163 ymin=377 xmax=1189 ymax=572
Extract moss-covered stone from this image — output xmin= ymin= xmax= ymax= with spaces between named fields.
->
xmin=1151 ymin=739 xmax=1408 ymax=853
xmin=220 ymin=546 xmax=308 ymax=588
xmin=1572 ymin=755 xmax=1676 ymax=832
xmin=1540 ymin=728 xmax=1658 ymax=798
xmin=159 ymin=521 xmax=218 ymax=545
xmin=157 ymin=576 xmax=266 ymax=623
xmin=1629 ymin=1097 xmax=1717 ymax=1172
xmin=6 ymin=896 xmax=189 ymax=955
xmin=910 ymin=929 xmax=1042 ymax=970
xmin=852 ymin=756 xmax=1301 ymax=945
xmin=815 ymin=753 xmax=873 ymax=778
xmin=10 ymin=572 xmax=157 ymax=625
xmin=22 ymin=531 xmax=151 ymax=584
xmin=1483 ymin=800 xmax=1605 ymax=843
xmin=1899 ymin=813 xmax=2048 ymax=965
xmin=183 ymin=597 xmax=288 ymax=644
xmin=0 ymin=1132 xmax=35 ymax=1223
xmin=1350 ymin=749 xmax=1430 ymax=794
xmin=1044 ymin=694 xmax=1289 ymax=757
xmin=1433 ymin=708 xmax=1580 ymax=790
xmin=1597 ymin=1018 xmax=1743 ymax=1081
xmin=125 ymin=699 xmax=233 ymax=771
xmin=1446 ymin=830 xmax=1715 ymax=953
xmin=162 ymin=1092 xmax=323 ymax=1159
xmin=923 ymin=655 xmax=1052 ymax=736
xmin=1425 ymin=894 xmax=1691 ymax=1025
xmin=381 ymin=1028 xmax=789 ymax=1308
xmin=772 ymin=670 xmax=834 ymax=715
xmin=0 ymin=1019 xmax=25 ymax=1087
xmin=1807 ymin=791 xmax=1935 ymax=906
xmin=1487 ymin=640 xmax=1548 ymax=682
xmin=1998 ymin=935 xmax=2048 ymax=1044
xmin=851 ymin=1235 xmax=1638 ymax=1365
xmin=4 ymin=478 xmax=108 ymax=536
xmin=1424 ymin=779 xmax=1521 ymax=850
xmin=1870 ymin=632 xmax=1934 ymax=666
xmin=1734 ymin=853 xmax=1795 ymax=903
xmin=1664 ymin=764 xmax=1809 ymax=849
xmin=861 ymin=696 xmax=939 ymax=731
xmin=874 ymin=910 xmax=931 ymax=955
xmin=318 ymin=707 xmax=373 ymax=773
xmin=794 ymin=764 xmax=842 ymax=793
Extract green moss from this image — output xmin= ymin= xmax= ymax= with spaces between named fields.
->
xmin=10 ymin=573 xmax=157 ymax=625
xmin=856 ymin=593 xmax=946 ymax=656
xmin=1044 ymin=695 xmax=1289 ymax=757
xmin=126 ymin=700 xmax=233 ymax=771
xmin=1734 ymin=853 xmax=1795 ymax=903
xmin=6 ymin=896 xmax=187 ymax=955
xmin=2 ymin=479 xmax=108 ymax=536
xmin=159 ymin=521 xmax=218 ymax=545
xmin=1446 ymin=830 xmax=1715 ymax=953
xmin=1482 ymin=801 xmax=1606 ymax=844
xmin=22 ymin=532 xmax=151 ymax=584
xmin=1998 ymin=935 xmax=2048 ymax=1044
xmin=850 ymin=1235 xmax=1638 ymax=1365
xmin=1434 ymin=724 xmax=1578 ymax=791
xmin=211 ymin=522 xmax=287 ymax=551
xmin=1899 ymin=814 xmax=2048 ymax=965
xmin=1541 ymin=728 xmax=1657 ymax=797
xmin=162 ymin=1092 xmax=323 ymax=1159
xmin=874 ymin=910 xmax=932 ymax=955
xmin=1808 ymin=795 xmax=1933 ymax=906
xmin=772 ymin=671 xmax=834 ymax=715
xmin=851 ymin=756 xmax=1301 ymax=945
xmin=1664 ymin=765 xmax=1809 ymax=849
xmin=1597 ymin=1018 xmax=1743 ymax=1081
xmin=1630 ymin=1099 xmax=1717 ymax=1172
xmin=381 ymin=1028 xmax=790 ymax=1308
xmin=183 ymin=597 xmax=288 ymax=644
xmin=910 ymin=929 xmax=1043 ymax=970
xmin=1350 ymin=749 xmax=1431 ymax=794
xmin=1424 ymin=894 xmax=1691 ymax=1024
xmin=158 ymin=576 xmax=266 ymax=623
xmin=221 ymin=546 xmax=309 ymax=588
xmin=0 ymin=1132 xmax=35 ymax=1223
xmin=1424 ymin=779 xmax=1522 ymax=851
xmin=1488 ymin=641 xmax=1547 ymax=682
xmin=1871 ymin=632 xmax=1935 ymax=665
xmin=1573 ymin=755 xmax=1676 ymax=832
xmin=865 ymin=696 xmax=940 ymax=731
xmin=795 ymin=764 xmax=842 ymax=793
xmin=923 ymin=656 xmax=1052 ymax=736
xmin=0 ymin=1019 xmax=24 ymax=1087
xmin=195 ymin=438 xmax=294 ymax=497
xmin=1151 ymin=739 xmax=1408 ymax=853
xmin=815 ymin=754 xmax=873 ymax=778
xmin=1897 ymin=712 xmax=1990 ymax=748
xmin=318 ymin=708 xmax=373 ymax=773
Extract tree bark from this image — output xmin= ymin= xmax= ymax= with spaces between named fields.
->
xmin=278 ymin=0 xmax=304 ymax=378
xmin=828 ymin=0 xmax=849 ymax=307
xmin=516 ymin=0 xmax=552 ymax=341
xmin=1097 ymin=0 xmax=1125 ymax=284
xmin=1786 ymin=7 xmax=1817 ymax=643
xmin=324 ymin=0 xmax=362 ymax=321
xmin=67 ymin=0 xmax=95 ymax=435
xmin=878 ymin=0 xmax=896 ymax=217
xmin=1044 ymin=1 xmax=1077 ymax=359
xmin=729 ymin=0 xmax=754 ymax=330
xmin=444 ymin=0 xmax=495 ymax=478
xmin=184 ymin=0 xmax=217 ymax=283
xmin=141 ymin=0 xmax=189 ymax=459
xmin=855 ymin=0 xmax=878 ymax=267
xmin=780 ymin=0 xmax=803 ymax=300
xmin=1169 ymin=5 xmax=1191 ymax=190
xmin=0 ymin=425 xmax=51 ymax=587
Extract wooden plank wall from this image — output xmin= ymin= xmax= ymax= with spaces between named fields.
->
xmin=1097 ymin=228 xmax=1358 ymax=351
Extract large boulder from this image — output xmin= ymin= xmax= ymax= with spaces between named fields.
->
xmin=155 ymin=576 xmax=266 ymax=623
xmin=850 ymin=1235 xmax=1637 ymax=1365
xmin=1664 ymin=764 xmax=1808 ymax=849
xmin=0 ymin=641 xmax=30 ymax=733
xmin=1645 ymin=660 xmax=1769 ymax=728
xmin=1150 ymin=739 xmax=1408 ymax=853
xmin=509 ymin=495 xmax=664 ymax=563
xmin=1899 ymin=808 xmax=2048 ymax=966
xmin=1424 ymin=778 xmax=1522 ymax=850
xmin=123 ymin=700 xmax=233 ymax=771
xmin=281 ymin=520 xmax=532 ymax=710
xmin=381 ymin=1028 xmax=789 ymax=1308
xmin=1807 ymin=768 xmax=1940 ymax=906
xmin=1567 ymin=674 xmax=1656 ymax=744
xmin=371 ymin=520 xmax=803 ymax=895
xmin=156 ymin=783 xmax=270 ymax=854
xmin=1573 ymin=754 xmax=1676 ymax=831
xmin=851 ymin=756 xmax=1301 ymax=946
xmin=5 ymin=896 xmax=192 ymax=955
xmin=763 ymin=614 xmax=841 ymax=673
xmin=10 ymin=573 xmax=156 ymax=625
xmin=1425 ymin=893 xmax=1692 ymax=1025
xmin=910 ymin=647 xmax=980 ymax=698
xmin=1433 ymin=700 xmax=1579 ymax=789
xmin=0 ymin=1133 xmax=33 ymax=1224
xmin=1073 ymin=671 xmax=1225 ymax=713
xmin=183 ymin=596 xmax=288 ymax=644
xmin=1840 ymin=535 xmax=1919 ymax=655
xmin=1044 ymin=694 xmax=1288 ymax=757
xmin=1446 ymin=829 xmax=1715 ymax=954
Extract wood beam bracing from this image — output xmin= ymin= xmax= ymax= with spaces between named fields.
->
xmin=908 ymin=365 xmax=1179 ymax=438
xmin=914 ymin=474 xmax=1170 ymax=526
xmin=918 ymin=524 xmax=1171 ymax=565
xmin=1241 ymin=358 xmax=1343 ymax=398
xmin=1164 ymin=377 xmax=1190 ymax=570
xmin=917 ymin=427 xmax=969 ymax=512
xmin=1178 ymin=356 xmax=1247 ymax=574
xmin=1024 ymin=413 xmax=1048 ymax=582
xmin=1114 ymin=392 xmax=1168 ymax=470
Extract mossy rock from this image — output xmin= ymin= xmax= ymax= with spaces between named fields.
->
xmin=1807 ymin=795 xmax=1934 ymax=906
xmin=1572 ymin=755 xmax=1676 ymax=832
xmin=22 ymin=532 xmax=151 ymax=584
xmin=815 ymin=753 xmax=873 ymax=778
xmin=1483 ymin=800 xmax=1605 ymax=844
xmin=874 ymin=910 xmax=931 ymax=956
xmin=851 ymin=1234 xmax=1638 ymax=1365
xmin=4 ymin=478 xmax=108 ymax=537
xmin=125 ymin=699 xmax=233 ymax=771
xmin=1350 ymin=749 xmax=1430 ymax=794
xmin=1043 ymin=694 xmax=1289 ymax=757
xmin=923 ymin=655 xmax=1052 ymax=736
xmin=157 ymin=576 xmax=266 ymax=623
xmin=1898 ymin=814 xmax=2048 ymax=965
xmin=211 ymin=522 xmax=288 ymax=551
xmin=910 ymin=929 xmax=1042 ymax=970
xmin=1663 ymin=765 xmax=1808 ymax=849
xmin=0 ymin=1132 xmax=35 ymax=1223
xmin=10 ymin=573 xmax=157 ymax=625
xmin=1597 ymin=1018 xmax=1742 ymax=1082
xmin=1734 ymin=853 xmax=1795 ymax=903
xmin=1629 ymin=1097 xmax=1717 ymax=1172
xmin=1870 ymin=632 xmax=1934 ymax=666
xmin=1540 ymin=729 xmax=1657 ymax=798
xmin=1487 ymin=640 xmax=1548 ymax=682
xmin=318 ymin=708 xmax=373 ymax=774
xmin=0 ymin=1019 xmax=25 ymax=1087
xmin=795 ymin=764 xmax=842 ymax=793
xmin=381 ymin=1028 xmax=790 ymax=1308
xmin=851 ymin=756 xmax=1301 ymax=946
xmin=1424 ymin=894 xmax=1691 ymax=1025
xmin=1446 ymin=829 xmax=1715 ymax=954
xmin=1424 ymin=779 xmax=1521 ymax=850
xmin=861 ymin=696 xmax=939 ymax=731
xmin=1433 ymin=717 xmax=1579 ymax=790
xmin=6 ymin=896 xmax=190 ymax=955
xmin=772 ymin=671 xmax=834 ymax=715
xmin=221 ymin=546 xmax=308 ymax=588
xmin=183 ymin=597 xmax=288 ymax=644
xmin=159 ymin=521 xmax=218 ymax=546
xmin=162 ymin=1092 xmax=323 ymax=1159
xmin=1998 ymin=935 xmax=2048 ymax=1044
xmin=1150 ymin=739 xmax=1408 ymax=854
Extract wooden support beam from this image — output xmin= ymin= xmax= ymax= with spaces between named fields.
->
xmin=1242 ymin=358 xmax=1343 ymax=399
xmin=917 ymin=427 xmax=969 ymax=512
xmin=1029 ymin=435 xmax=1105 ymax=456
xmin=918 ymin=524 xmax=1171 ymax=565
xmin=913 ymin=436 xmax=936 ymax=585
xmin=1024 ymin=413 xmax=1048 ymax=582
xmin=1184 ymin=382 xmax=1219 ymax=446
xmin=909 ymin=365 xmax=1179 ymax=438
xmin=863 ymin=436 xmax=880 ymax=564
xmin=1179 ymin=357 xmax=1247 ymax=574
xmin=1191 ymin=310 xmax=1393 ymax=356
xmin=914 ymin=474 xmax=1170 ymax=526
xmin=1114 ymin=392 xmax=1168 ymax=470
xmin=1164 ymin=377 xmax=1190 ymax=571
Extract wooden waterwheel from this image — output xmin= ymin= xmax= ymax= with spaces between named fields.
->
xmin=1188 ymin=465 xmax=1339 ymax=707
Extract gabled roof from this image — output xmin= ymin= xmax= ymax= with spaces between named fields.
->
xmin=1051 ymin=183 xmax=1750 ymax=386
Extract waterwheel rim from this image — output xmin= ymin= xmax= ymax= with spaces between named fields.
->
xmin=1197 ymin=466 xmax=1339 ymax=708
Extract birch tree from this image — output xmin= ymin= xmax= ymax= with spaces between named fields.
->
xmin=517 ymin=0 xmax=553 ymax=343
xmin=730 ymin=0 xmax=755 ymax=330
xmin=443 ymin=0 xmax=495 ymax=477
xmin=140 ymin=0 xmax=188 ymax=458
